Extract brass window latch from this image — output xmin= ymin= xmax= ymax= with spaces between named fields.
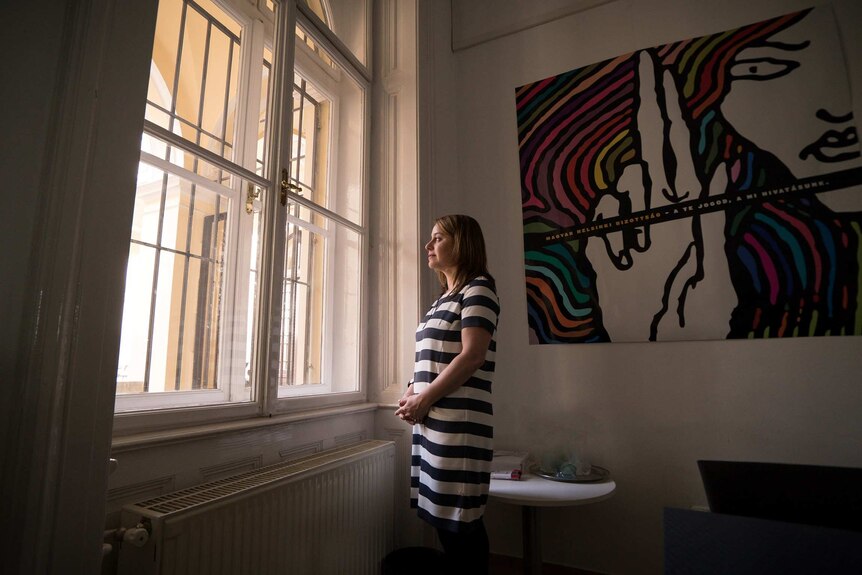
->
xmin=245 ymin=182 xmax=261 ymax=214
xmin=280 ymin=168 xmax=302 ymax=206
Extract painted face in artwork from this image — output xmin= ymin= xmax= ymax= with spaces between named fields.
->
xmin=722 ymin=9 xmax=862 ymax=185
xmin=425 ymin=224 xmax=457 ymax=274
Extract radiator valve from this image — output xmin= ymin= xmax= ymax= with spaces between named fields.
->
xmin=123 ymin=525 xmax=150 ymax=547
xmin=106 ymin=523 xmax=150 ymax=549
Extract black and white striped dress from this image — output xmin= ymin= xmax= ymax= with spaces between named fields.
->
xmin=410 ymin=276 xmax=500 ymax=532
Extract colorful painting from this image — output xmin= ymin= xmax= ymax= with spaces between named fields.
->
xmin=516 ymin=6 xmax=862 ymax=343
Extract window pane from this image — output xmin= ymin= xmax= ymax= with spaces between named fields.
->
xmin=256 ymin=47 xmax=273 ymax=176
xmin=278 ymin=204 xmax=361 ymax=397
xmin=299 ymin=0 xmax=368 ymax=66
xmin=291 ymin=34 xmax=366 ymax=225
xmin=147 ymin=0 xmax=243 ymax=163
xmin=246 ymin=210 xmax=262 ymax=387
xmin=117 ymin=244 xmax=156 ymax=392
xmin=119 ymin=166 xmax=231 ymax=394
xmin=291 ymin=78 xmax=318 ymax=194
xmin=328 ymin=222 xmax=362 ymax=393
xmin=278 ymin=212 xmax=324 ymax=390
xmin=117 ymin=161 xmax=260 ymax=411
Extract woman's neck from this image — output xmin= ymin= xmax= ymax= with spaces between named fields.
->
xmin=443 ymin=270 xmax=457 ymax=295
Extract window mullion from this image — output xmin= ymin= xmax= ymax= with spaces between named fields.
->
xmin=258 ymin=0 xmax=298 ymax=415
xmin=220 ymin=15 xmax=264 ymax=407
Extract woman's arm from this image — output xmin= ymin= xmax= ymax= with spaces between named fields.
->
xmin=394 ymin=326 xmax=491 ymax=423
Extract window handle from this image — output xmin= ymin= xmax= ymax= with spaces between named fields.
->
xmin=246 ymin=183 xmax=261 ymax=215
xmin=280 ymin=169 xmax=302 ymax=206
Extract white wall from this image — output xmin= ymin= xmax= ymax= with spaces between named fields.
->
xmin=422 ymin=0 xmax=862 ymax=572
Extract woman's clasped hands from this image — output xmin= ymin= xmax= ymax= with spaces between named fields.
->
xmin=395 ymin=386 xmax=430 ymax=425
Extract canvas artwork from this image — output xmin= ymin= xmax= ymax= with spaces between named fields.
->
xmin=516 ymin=6 xmax=862 ymax=344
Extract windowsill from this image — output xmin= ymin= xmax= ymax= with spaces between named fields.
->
xmin=111 ymin=402 xmax=379 ymax=453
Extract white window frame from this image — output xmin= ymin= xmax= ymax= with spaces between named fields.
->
xmin=276 ymin=33 xmax=340 ymax=399
xmin=267 ymin=7 xmax=371 ymax=411
xmin=114 ymin=0 xmax=267 ymax=415
xmin=118 ymin=154 xmax=244 ymax=411
xmin=113 ymin=0 xmax=371 ymax=434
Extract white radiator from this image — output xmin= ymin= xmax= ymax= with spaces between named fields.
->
xmin=118 ymin=440 xmax=395 ymax=575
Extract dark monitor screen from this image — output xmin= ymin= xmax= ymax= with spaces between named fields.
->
xmin=697 ymin=460 xmax=862 ymax=532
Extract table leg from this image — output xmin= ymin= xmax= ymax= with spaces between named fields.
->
xmin=522 ymin=505 xmax=541 ymax=575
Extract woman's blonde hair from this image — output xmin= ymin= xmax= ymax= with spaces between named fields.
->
xmin=434 ymin=214 xmax=496 ymax=294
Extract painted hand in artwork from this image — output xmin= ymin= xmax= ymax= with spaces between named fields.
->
xmin=586 ymin=50 xmax=734 ymax=341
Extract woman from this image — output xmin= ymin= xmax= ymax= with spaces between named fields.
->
xmin=395 ymin=214 xmax=500 ymax=574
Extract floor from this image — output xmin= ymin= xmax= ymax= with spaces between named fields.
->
xmin=489 ymin=554 xmax=601 ymax=574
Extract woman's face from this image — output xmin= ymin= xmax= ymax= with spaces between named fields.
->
xmin=425 ymin=224 xmax=457 ymax=273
